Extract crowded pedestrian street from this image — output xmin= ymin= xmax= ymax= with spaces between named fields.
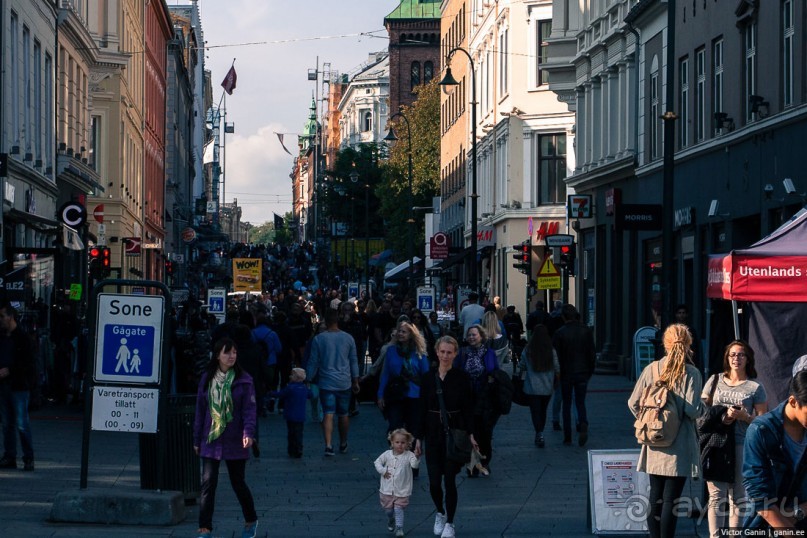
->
xmin=1 ymin=372 xmax=710 ymax=537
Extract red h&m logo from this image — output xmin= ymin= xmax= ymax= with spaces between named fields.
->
xmin=536 ymin=221 xmax=560 ymax=242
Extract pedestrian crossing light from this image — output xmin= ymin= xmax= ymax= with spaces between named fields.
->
xmin=89 ymin=247 xmax=103 ymax=279
xmin=559 ymin=244 xmax=577 ymax=276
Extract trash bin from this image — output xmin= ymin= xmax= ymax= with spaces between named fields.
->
xmin=139 ymin=394 xmax=199 ymax=503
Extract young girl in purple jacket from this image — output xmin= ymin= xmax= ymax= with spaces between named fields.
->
xmin=193 ymin=337 xmax=259 ymax=538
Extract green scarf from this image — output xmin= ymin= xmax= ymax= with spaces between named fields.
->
xmin=208 ymin=368 xmax=235 ymax=443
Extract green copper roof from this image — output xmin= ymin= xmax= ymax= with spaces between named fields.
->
xmin=385 ymin=0 xmax=440 ymax=20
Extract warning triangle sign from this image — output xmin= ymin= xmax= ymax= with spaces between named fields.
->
xmin=538 ymin=257 xmax=560 ymax=277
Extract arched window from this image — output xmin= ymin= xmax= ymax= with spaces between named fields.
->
xmin=424 ymin=61 xmax=434 ymax=83
xmin=363 ymin=111 xmax=372 ymax=132
xmin=410 ymin=61 xmax=421 ymax=90
xmin=400 ymin=33 xmax=407 ymax=43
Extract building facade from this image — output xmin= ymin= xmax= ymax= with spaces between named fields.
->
xmin=384 ymin=0 xmax=441 ymax=115
xmin=337 ymin=52 xmax=390 ymax=150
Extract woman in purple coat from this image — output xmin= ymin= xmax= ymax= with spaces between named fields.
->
xmin=193 ymin=337 xmax=259 ymax=538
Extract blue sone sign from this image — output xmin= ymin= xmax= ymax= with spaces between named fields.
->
xmin=94 ymin=294 xmax=164 ymax=385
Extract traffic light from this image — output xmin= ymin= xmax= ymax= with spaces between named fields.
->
xmin=89 ymin=247 xmax=102 ymax=279
xmin=165 ymin=260 xmax=174 ymax=277
xmin=511 ymin=242 xmax=531 ymax=274
xmin=559 ymin=243 xmax=577 ymax=275
xmin=101 ymin=247 xmax=111 ymax=276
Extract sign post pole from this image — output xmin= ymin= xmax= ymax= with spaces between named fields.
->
xmin=80 ymin=279 xmax=171 ymax=490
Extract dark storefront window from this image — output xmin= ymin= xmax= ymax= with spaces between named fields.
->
xmin=538 ymin=134 xmax=567 ymax=204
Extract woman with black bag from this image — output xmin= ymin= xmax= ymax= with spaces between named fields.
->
xmin=414 ymin=336 xmax=477 ymax=538
xmin=378 ymin=322 xmax=430 ymax=434
xmin=701 ymin=340 xmax=767 ymax=537
xmin=454 ymin=324 xmax=499 ymax=476
xmin=518 ymin=325 xmax=559 ymax=448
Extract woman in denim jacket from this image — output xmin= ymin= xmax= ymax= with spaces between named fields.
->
xmin=742 ymin=371 xmax=807 ymax=530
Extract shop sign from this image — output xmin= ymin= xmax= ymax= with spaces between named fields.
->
xmin=605 ymin=188 xmax=621 ymax=216
xmin=181 ymin=227 xmax=197 ymax=243
xmin=429 ymin=232 xmax=450 ymax=260
xmin=534 ymin=221 xmax=560 ymax=243
xmin=476 ymin=226 xmax=494 ymax=248
xmin=568 ymin=194 xmax=593 ymax=219
xmin=673 ymin=206 xmax=694 ymax=229
xmin=615 ymin=204 xmax=662 ymax=231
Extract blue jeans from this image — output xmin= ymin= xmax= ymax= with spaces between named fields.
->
xmin=560 ymin=373 xmax=589 ymax=440
xmin=0 ymin=385 xmax=34 ymax=461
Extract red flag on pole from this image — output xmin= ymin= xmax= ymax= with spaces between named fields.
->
xmin=221 ymin=65 xmax=237 ymax=95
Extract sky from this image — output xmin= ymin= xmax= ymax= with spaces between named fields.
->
xmin=169 ymin=0 xmax=400 ymax=226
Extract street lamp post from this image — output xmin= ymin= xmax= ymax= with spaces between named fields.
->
xmin=384 ymin=112 xmax=414 ymax=292
xmin=350 ymin=170 xmax=370 ymax=300
xmin=439 ymin=48 xmax=478 ymax=295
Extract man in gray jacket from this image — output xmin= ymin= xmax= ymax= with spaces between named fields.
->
xmin=552 ymin=304 xmax=596 ymax=447
xmin=306 ymin=308 xmax=359 ymax=456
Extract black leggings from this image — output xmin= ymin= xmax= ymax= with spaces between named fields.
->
xmin=199 ymin=458 xmax=257 ymax=531
xmin=647 ymin=474 xmax=687 ymax=538
xmin=425 ymin=439 xmax=463 ymax=524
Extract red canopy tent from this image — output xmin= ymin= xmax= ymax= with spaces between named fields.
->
xmin=706 ymin=207 xmax=807 ymax=404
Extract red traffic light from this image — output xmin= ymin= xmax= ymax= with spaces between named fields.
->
xmin=101 ymin=247 xmax=111 ymax=268
xmin=560 ymin=245 xmax=571 ymax=254
xmin=89 ymin=247 xmax=101 ymax=258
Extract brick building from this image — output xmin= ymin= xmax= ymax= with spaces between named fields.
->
xmin=384 ymin=0 xmax=441 ymax=115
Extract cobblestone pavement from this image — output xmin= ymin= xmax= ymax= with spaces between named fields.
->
xmin=0 ymin=372 xmax=709 ymax=537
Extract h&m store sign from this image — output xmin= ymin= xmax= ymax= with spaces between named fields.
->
xmin=533 ymin=221 xmax=561 ymax=244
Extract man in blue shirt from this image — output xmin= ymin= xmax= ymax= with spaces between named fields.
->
xmin=743 ymin=371 xmax=807 ymax=530
xmin=306 ymin=308 xmax=359 ymax=456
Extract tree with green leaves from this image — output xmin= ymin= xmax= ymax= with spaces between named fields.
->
xmin=378 ymin=79 xmax=440 ymax=263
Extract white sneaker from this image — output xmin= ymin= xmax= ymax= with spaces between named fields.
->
xmin=433 ymin=512 xmax=447 ymax=536
xmin=440 ymin=522 xmax=455 ymax=538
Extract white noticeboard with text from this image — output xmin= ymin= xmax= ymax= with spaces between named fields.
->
xmin=91 ymin=386 xmax=159 ymax=433
xmin=588 ymin=449 xmax=649 ymax=535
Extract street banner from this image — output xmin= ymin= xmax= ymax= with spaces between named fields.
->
xmin=232 ymin=258 xmax=262 ymax=292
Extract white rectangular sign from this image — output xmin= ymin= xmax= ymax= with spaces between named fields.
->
xmin=91 ymin=386 xmax=159 ymax=433
xmin=416 ymin=286 xmax=436 ymax=313
xmin=208 ymin=288 xmax=226 ymax=315
xmin=588 ymin=449 xmax=649 ymax=535
xmin=94 ymin=294 xmax=164 ymax=384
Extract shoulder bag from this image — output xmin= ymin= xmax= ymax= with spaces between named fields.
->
xmin=436 ymin=372 xmax=472 ymax=465
xmin=697 ymin=374 xmax=735 ymax=483
xmin=511 ymin=364 xmax=528 ymax=407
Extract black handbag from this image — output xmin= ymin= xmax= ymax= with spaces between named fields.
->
xmin=384 ymin=375 xmax=409 ymax=402
xmin=511 ymin=367 xmax=528 ymax=407
xmin=436 ymin=373 xmax=472 ymax=465
xmin=697 ymin=375 xmax=735 ymax=483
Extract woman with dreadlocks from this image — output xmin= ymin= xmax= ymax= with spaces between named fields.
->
xmin=628 ymin=324 xmax=703 ymax=538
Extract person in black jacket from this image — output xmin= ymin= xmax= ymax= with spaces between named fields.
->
xmin=415 ymin=336 xmax=477 ymax=538
xmin=0 ymin=303 xmax=37 ymax=470
xmin=552 ymin=304 xmax=596 ymax=447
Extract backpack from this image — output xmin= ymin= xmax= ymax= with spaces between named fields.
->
xmin=633 ymin=362 xmax=682 ymax=448
xmin=490 ymin=368 xmax=514 ymax=415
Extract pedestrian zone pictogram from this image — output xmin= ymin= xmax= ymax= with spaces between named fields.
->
xmin=101 ymin=325 xmax=155 ymax=378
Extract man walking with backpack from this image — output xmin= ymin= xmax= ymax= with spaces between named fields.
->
xmin=552 ymin=304 xmax=595 ymax=447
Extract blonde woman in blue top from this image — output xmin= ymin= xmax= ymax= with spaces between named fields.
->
xmin=378 ymin=321 xmax=430 ymax=434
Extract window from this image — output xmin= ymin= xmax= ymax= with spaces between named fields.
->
xmin=679 ymin=57 xmax=689 ymax=148
xmin=650 ymin=69 xmax=659 ymax=159
xmin=362 ymin=110 xmax=372 ymax=132
xmin=424 ymin=61 xmax=434 ymax=84
xmin=34 ymin=40 xmax=42 ymax=162
xmin=538 ymin=134 xmax=567 ymax=204
xmin=536 ymin=20 xmax=551 ymax=86
xmin=712 ymin=39 xmax=723 ymax=129
xmin=10 ymin=13 xmax=18 ymax=143
xmin=24 ymin=26 xmax=32 ymax=154
xmin=499 ymin=29 xmax=508 ymax=94
xmin=89 ymin=116 xmax=100 ymax=171
xmin=744 ymin=22 xmax=757 ymax=122
xmin=695 ymin=48 xmax=706 ymax=142
xmin=45 ymin=53 xmax=53 ymax=173
xmin=410 ymin=61 xmax=421 ymax=90
xmin=783 ymin=0 xmax=794 ymax=107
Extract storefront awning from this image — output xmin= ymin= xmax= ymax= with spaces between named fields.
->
xmin=6 ymin=208 xmax=60 ymax=234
